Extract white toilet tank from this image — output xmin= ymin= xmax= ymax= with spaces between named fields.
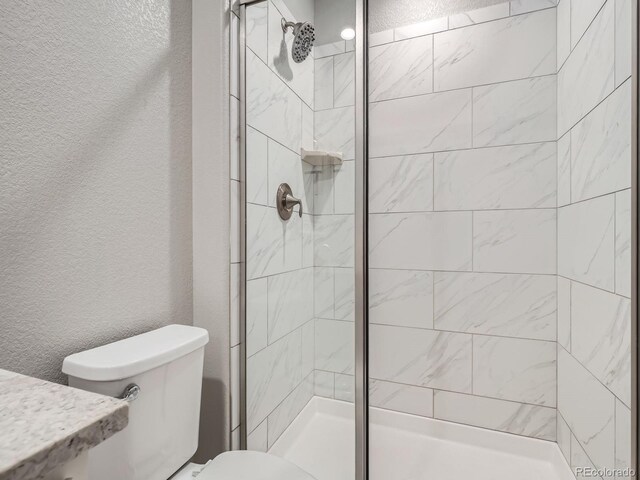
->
xmin=62 ymin=325 xmax=209 ymax=480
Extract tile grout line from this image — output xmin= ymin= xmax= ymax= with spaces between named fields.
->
xmin=370 ymin=72 xmax=557 ymax=106
xmin=369 ymin=321 xmax=557 ymax=344
xmin=367 ymin=375 xmax=559 ymax=411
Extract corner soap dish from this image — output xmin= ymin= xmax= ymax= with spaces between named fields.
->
xmin=301 ymin=148 xmax=343 ymax=167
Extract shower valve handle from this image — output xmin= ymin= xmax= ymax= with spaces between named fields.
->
xmin=277 ymin=183 xmax=303 ymax=220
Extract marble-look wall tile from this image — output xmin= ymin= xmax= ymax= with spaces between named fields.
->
xmin=558 ymin=195 xmax=615 ymax=291
xmin=394 ymin=17 xmax=448 ymax=40
xmin=315 ymin=41 xmax=346 ymax=58
xmin=571 ymin=282 xmax=631 ymax=406
xmin=335 ymin=373 xmax=355 ymax=402
xmin=301 ymin=320 xmax=314 ymax=377
xmin=247 ymin=49 xmax=302 ymax=153
xmin=448 ymin=3 xmax=510 ymax=29
xmin=246 ymin=1 xmax=268 ymax=63
xmin=557 ymin=133 xmax=571 ymax=207
xmin=369 ymin=30 xmax=394 ymax=47
xmin=247 ymin=203 xmax=302 ymax=279
xmin=247 ymin=278 xmax=268 ymax=357
xmin=334 ymin=52 xmax=355 ymax=108
xmin=267 ymin=1 xmax=314 ymax=107
xmin=434 ymin=143 xmax=556 ymax=210
xmin=571 ymin=79 xmax=631 ymax=203
xmin=268 ymin=139 xmax=312 ymax=213
xmin=314 ymin=214 xmax=354 ymax=267
xmin=616 ymin=189 xmax=631 ymax=297
xmin=369 ymin=212 xmax=472 ymax=271
xmin=314 ymin=267 xmax=334 ymax=319
xmin=473 ymin=209 xmax=556 ymax=274
xmin=267 ymin=268 xmax=314 ymax=344
xmin=314 ymin=166 xmax=334 ymax=215
xmin=473 ymin=75 xmax=556 ymax=147
xmin=571 ymin=434 xmax=600 ymax=477
xmin=369 ymin=89 xmax=472 ymax=157
xmin=369 ymin=154 xmax=434 ymax=213
xmin=315 ymin=106 xmax=355 ymax=160
xmin=435 ymin=10 xmax=555 ymax=91
xmin=558 ymin=0 xmax=614 ymax=136
xmin=433 ymin=391 xmax=556 ymax=440
xmin=434 ymin=272 xmax=556 ymax=341
xmin=302 ymin=103 xmax=314 ymax=152
xmin=334 ymin=161 xmax=355 ymax=215
xmin=369 ymin=269 xmax=434 ymax=329
xmin=247 ymin=420 xmax=268 ymax=452
xmin=556 ymin=0 xmax=570 ymax=67
xmin=315 ymin=319 xmax=355 ymax=374
xmin=247 ymin=127 xmax=269 ymax=206
xmin=557 ymin=413 xmax=571 ymax=465
xmin=557 ymin=276 xmax=571 ymax=351
xmin=615 ymin=399 xmax=631 ymax=474
xmin=334 ymin=267 xmax=355 ymax=321
xmin=369 ymin=36 xmax=433 ymax=102
xmin=558 ymin=346 xmax=615 ymax=472
xmin=315 ymin=57 xmax=333 ymax=111
xmin=510 ymin=0 xmax=557 ymax=15
xmin=247 ymin=331 xmax=303 ymax=431
xmin=473 ymin=336 xmax=556 ymax=406
xmin=302 ymin=214 xmax=314 ymax=268
xmin=615 ymin=0 xmax=632 ymax=86
xmin=314 ymin=370 xmax=335 ymax=398
xmin=370 ymin=380 xmax=434 ymax=417
xmin=571 ymin=0 xmax=607 ymax=48
xmin=267 ymin=374 xmax=313 ymax=448
xmin=370 ymin=325 xmax=473 ymax=393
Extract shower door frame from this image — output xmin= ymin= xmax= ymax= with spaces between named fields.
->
xmin=237 ymin=0 xmax=369 ymax=478
xmin=238 ymin=1 xmax=640 ymax=479
xmin=631 ymin=0 xmax=638 ymax=464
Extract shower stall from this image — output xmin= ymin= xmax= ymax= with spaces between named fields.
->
xmin=231 ymin=0 xmax=638 ymax=478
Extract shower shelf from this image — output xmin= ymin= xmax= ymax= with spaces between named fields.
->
xmin=301 ymin=148 xmax=343 ymax=167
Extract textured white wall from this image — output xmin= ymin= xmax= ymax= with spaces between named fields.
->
xmin=0 ymin=0 xmax=193 ymax=384
xmin=369 ymin=0 xmax=505 ymax=32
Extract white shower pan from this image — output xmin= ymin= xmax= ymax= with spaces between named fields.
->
xmin=269 ymin=397 xmax=574 ymax=480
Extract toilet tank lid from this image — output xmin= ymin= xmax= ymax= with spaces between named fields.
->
xmin=62 ymin=325 xmax=209 ymax=381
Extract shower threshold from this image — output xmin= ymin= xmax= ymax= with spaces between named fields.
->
xmin=269 ymin=396 xmax=574 ymax=480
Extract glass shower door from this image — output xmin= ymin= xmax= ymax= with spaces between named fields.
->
xmin=241 ymin=0 xmax=357 ymax=477
xmin=366 ymin=1 xmax=636 ymax=479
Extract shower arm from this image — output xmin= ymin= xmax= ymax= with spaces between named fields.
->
xmin=281 ymin=19 xmax=297 ymax=33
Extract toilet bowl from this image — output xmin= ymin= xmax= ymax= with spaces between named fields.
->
xmin=62 ymin=325 xmax=316 ymax=480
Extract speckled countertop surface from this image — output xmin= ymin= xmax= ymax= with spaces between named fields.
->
xmin=0 ymin=368 xmax=128 ymax=480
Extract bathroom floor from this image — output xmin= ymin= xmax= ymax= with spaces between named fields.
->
xmin=269 ymin=397 xmax=574 ymax=480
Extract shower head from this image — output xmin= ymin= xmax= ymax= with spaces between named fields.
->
xmin=281 ymin=18 xmax=315 ymax=63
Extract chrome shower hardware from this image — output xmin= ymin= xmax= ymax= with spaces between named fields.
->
xmin=277 ymin=183 xmax=303 ymax=220
xmin=281 ymin=18 xmax=315 ymax=63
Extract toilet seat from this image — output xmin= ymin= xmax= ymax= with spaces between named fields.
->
xmin=198 ymin=451 xmax=317 ymax=480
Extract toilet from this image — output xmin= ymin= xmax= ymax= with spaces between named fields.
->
xmin=62 ymin=325 xmax=315 ymax=480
